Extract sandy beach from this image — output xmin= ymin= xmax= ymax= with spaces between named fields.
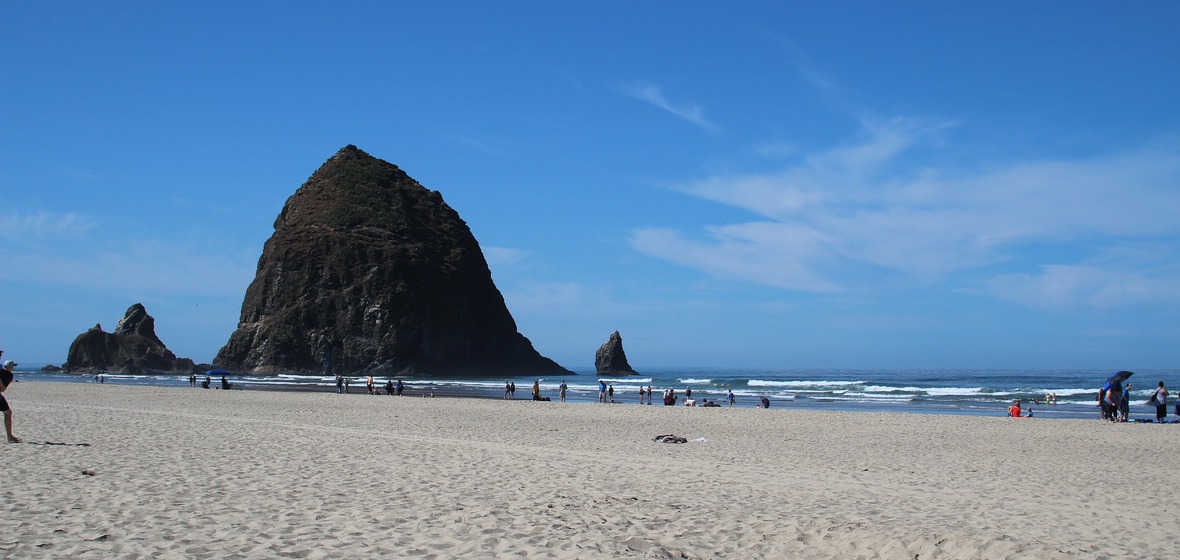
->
xmin=5 ymin=382 xmax=1178 ymax=559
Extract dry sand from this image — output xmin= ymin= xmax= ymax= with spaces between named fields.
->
xmin=4 ymin=381 xmax=1178 ymax=559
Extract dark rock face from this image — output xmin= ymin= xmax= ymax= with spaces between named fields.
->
xmin=213 ymin=145 xmax=571 ymax=377
xmin=65 ymin=304 xmax=198 ymax=374
xmin=595 ymin=331 xmax=637 ymax=375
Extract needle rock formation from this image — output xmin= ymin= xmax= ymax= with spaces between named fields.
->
xmin=595 ymin=330 xmax=637 ymax=375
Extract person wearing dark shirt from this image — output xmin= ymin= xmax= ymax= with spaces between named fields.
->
xmin=1 ymin=359 xmax=22 ymax=443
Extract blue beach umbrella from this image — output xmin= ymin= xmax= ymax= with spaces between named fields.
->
xmin=1104 ymin=370 xmax=1133 ymax=389
xmin=206 ymin=369 xmax=232 ymax=376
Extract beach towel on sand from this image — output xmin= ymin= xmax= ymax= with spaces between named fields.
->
xmin=653 ymin=434 xmax=688 ymax=444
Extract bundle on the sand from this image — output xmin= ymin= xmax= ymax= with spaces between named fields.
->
xmin=653 ymin=434 xmax=688 ymax=443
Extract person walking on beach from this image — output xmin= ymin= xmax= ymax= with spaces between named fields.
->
xmin=638 ymin=385 xmax=645 ymax=404
xmin=396 ymin=379 xmax=404 ymax=396
xmin=504 ymin=381 xmax=511 ymax=399
xmin=647 ymin=385 xmax=653 ymax=405
xmin=1 ymin=359 xmax=22 ymax=443
xmin=336 ymin=375 xmax=344 ymax=394
xmin=509 ymin=381 xmax=516 ymax=399
xmin=559 ymin=380 xmax=568 ymax=402
xmin=726 ymin=389 xmax=736 ymax=407
xmin=598 ymin=380 xmax=606 ymax=403
xmin=1152 ymin=382 xmax=1168 ymax=423
xmin=189 ymin=373 xmax=196 ymax=387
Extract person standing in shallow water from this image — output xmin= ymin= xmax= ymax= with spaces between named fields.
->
xmin=1153 ymin=382 xmax=1169 ymax=423
xmin=1 ymin=359 xmax=22 ymax=443
xmin=559 ymin=380 xmax=568 ymax=402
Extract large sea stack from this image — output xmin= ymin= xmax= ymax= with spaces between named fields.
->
xmin=64 ymin=303 xmax=199 ymax=374
xmin=214 ymin=145 xmax=570 ymax=377
xmin=595 ymin=331 xmax=637 ymax=375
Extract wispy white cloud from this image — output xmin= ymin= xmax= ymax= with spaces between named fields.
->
xmin=631 ymin=224 xmax=842 ymax=293
xmin=630 ymin=117 xmax=1180 ymax=309
xmin=984 ymin=264 xmax=1180 ymax=309
xmin=484 ymin=246 xmax=532 ymax=266
xmin=0 ymin=239 xmax=257 ymax=299
xmin=0 ymin=211 xmax=99 ymax=240
xmin=619 ymin=81 xmax=721 ymax=132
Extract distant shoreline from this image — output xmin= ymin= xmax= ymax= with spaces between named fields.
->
xmin=12 ymin=367 xmax=1158 ymax=421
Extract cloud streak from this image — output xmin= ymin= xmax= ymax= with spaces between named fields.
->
xmin=619 ymin=81 xmax=720 ymax=131
xmin=630 ymin=117 xmax=1180 ymax=309
xmin=0 ymin=211 xmax=98 ymax=240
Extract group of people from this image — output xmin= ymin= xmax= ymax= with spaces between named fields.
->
xmin=584 ymin=381 xmax=741 ymax=407
xmin=336 ymin=375 xmax=404 ymax=396
xmin=1097 ymin=379 xmax=1170 ymax=423
xmin=188 ymin=373 xmax=231 ymax=390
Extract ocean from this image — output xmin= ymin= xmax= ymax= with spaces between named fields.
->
xmin=11 ymin=365 xmax=1178 ymax=420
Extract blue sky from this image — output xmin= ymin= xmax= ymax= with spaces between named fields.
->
xmin=2 ymin=1 xmax=1178 ymax=370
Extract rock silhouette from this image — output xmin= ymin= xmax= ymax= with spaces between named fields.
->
xmin=595 ymin=331 xmax=637 ymax=375
xmin=214 ymin=145 xmax=570 ymax=377
xmin=65 ymin=303 xmax=198 ymax=374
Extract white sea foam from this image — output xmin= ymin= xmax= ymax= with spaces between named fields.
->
xmin=597 ymin=377 xmax=649 ymax=384
xmin=748 ymin=380 xmax=865 ymax=388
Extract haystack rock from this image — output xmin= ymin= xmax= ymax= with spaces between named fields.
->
xmin=65 ymin=303 xmax=198 ymax=374
xmin=595 ymin=331 xmax=637 ymax=375
xmin=213 ymin=145 xmax=571 ymax=377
